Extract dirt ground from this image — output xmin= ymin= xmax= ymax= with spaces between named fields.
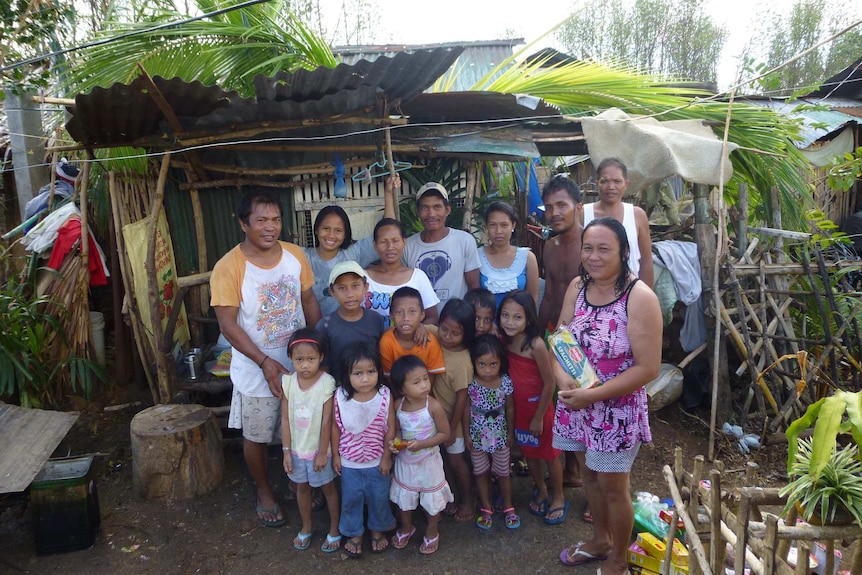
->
xmin=0 ymin=387 xmax=791 ymax=575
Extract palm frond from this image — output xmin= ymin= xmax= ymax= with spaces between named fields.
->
xmin=470 ymin=53 xmax=814 ymax=230
xmin=57 ymin=0 xmax=336 ymax=98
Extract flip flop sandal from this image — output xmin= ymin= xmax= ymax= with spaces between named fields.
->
xmin=344 ymin=537 xmax=362 ymax=558
xmin=544 ymin=501 xmax=570 ymax=525
xmin=559 ymin=543 xmax=608 ymax=566
xmin=293 ymin=531 xmax=312 ymax=551
xmin=582 ymin=509 xmax=593 ymax=523
xmin=502 ymin=507 xmax=521 ymax=529
xmin=391 ymin=525 xmax=416 ymax=549
xmin=419 ymin=534 xmax=439 ymax=555
xmin=255 ymin=502 xmax=287 ymax=528
xmin=321 ymin=533 xmax=341 ymax=553
xmin=513 ymin=459 xmax=531 ymax=476
xmin=528 ymin=489 xmax=549 ymax=517
xmin=476 ymin=507 xmax=494 ymax=530
xmin=370 ymin=534 xmax=389 ymax=554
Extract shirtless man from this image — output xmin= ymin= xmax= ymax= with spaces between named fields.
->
xmin=537 ymin=174 xmax=585 ymax=491
xmin=538 ymin=174 xmax=584 ymax=333
xmin=583 ymin=157 xmax=654 ymax=289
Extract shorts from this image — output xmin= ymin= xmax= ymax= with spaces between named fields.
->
xmin=229 ymin=390 xmax=281 ymax=443
xmin=469 ymin=445 xmax=511 ymax=477
xmin=553 ymin=437 xmax=641 ymax=473
xmin=444 ymin=436 xmax=465 ymax=455
xmin=287 ymin=453 xmax=337 ymax=488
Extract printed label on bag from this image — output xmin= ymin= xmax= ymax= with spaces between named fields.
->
xmin=515 ymin=428 xmax=540 ymax=447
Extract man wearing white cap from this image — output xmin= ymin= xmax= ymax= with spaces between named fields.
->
xmin=402 ymin=182 xmax=480 ymax=312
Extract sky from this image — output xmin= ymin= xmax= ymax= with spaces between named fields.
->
xmin=313 ymin=0 xmax=859 ymax=90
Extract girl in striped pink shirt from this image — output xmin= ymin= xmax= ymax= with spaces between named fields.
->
xmin=332 ymin=341 xmax=396 ymax=558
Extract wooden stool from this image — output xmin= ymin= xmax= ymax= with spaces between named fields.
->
xmin=131 ymin=404 xmax=224 ymax=501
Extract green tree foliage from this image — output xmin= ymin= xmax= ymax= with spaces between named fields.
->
xmin=555 ymin=0 xmax=728 ymax=83
xmin=0 ymin=0 xmax=74 ymax=93
xmin=57 ymin=0 xmax=337 ymax=99
xmin=754 ymin=0 xmax=862 ymax=96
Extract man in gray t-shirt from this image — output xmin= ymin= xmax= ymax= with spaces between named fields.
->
xmin=402 ymin=182 xmax=480 ymax=313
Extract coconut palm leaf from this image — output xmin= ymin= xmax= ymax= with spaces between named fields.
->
xmin=56 ymin=0 xmax=336 ymax=99
xmin=469 ymin=49 xmax=814 ymax=230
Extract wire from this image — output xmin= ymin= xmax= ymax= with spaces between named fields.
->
xmin=0 ymin=0 xmax=274 ymax=74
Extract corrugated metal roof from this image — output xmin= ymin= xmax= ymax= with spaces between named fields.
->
xmin=402 ymin=91 xmax=561 ymax=122
xmin=334 ymin=40 xmax=522 ymax=93
xmin=742 ymin=98 xmax=859 ymax=148
xmin=66 ymin=76 xmax=245 ymax=147
xmin=254 ymin=47 xmax=464 ymax=103
xmin=806 ymin=57 xmax=862 ymax=100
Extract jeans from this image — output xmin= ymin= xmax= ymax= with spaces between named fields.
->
xmin=339 ymin=465 xmax=395 ymax=537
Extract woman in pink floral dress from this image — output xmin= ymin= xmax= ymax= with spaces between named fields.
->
xmin=551 ymin=217 xmax=662 ymax=574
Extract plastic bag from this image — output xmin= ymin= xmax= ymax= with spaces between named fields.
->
xmin=645 ymin=363 xmax=683 ymax=412
xmin=633 ymin=492 xmax=669 ymax=539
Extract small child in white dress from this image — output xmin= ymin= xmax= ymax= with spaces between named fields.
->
xmin=388 ymin=355 xmax=453 ymax=555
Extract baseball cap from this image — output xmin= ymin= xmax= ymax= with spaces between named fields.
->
xmin=415 ymin=182 xmax=449 ymax=201
xmin=328 ymin=260 xmax=368 ymax=286
xmin=56 ymin=158 xmax=79 ymax=183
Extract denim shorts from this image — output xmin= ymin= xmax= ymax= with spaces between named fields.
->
xmin=287 ymin=453 xmax=337 ymax=488
xmin=338 ymin=465 xmax=395 ymax=537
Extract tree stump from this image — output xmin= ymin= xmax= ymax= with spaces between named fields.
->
xmin=131 ymin=404 xmax=223 ymax=501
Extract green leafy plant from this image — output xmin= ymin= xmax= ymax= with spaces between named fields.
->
xmin=827 ymin=147 xmax=862 ymax=193
xmin=785 ymin=390 xmax=862 ymax=484
xmin=780 ymin=438 xmax=862 ymax=525
xmin=0 ymin=250 xmax=105 ymax=408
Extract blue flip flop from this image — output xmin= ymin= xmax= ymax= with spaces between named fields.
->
xmin=529 ymin=489 xmax=549 ymax=517
xmin=544 ymin=500 xmax=570 ymax=525
xmin=321 ymin=533 xmax=341 ymax=553
xmin=294 ymin=531 xmax=312 ymax=550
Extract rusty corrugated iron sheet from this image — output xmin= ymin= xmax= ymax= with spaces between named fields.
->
xmin=254 ymin=47 xmax=464 ymax=104
xmin=402 ymin=91 xmax=561 ymax=122
xmin=66 ymin=76 xmax=245 ymax=147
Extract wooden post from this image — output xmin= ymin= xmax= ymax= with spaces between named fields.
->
xmin=735 ymin=491 xmax=751 ymax=575
xmin=709 ymin=469 xmax=726 ymax=573
xmin=110 ymin=172 xmax=158 ymax=403
xmin=764 ymin=514 xmax=779 ymax=575
xmin=384 ymin=126 xmax=400 ymax=222
xmin=662 ymin=465 xmax=713 ymax=575
xmin=738 ymin=182 xmax=749 ymax=258
xmin=694 ymin=183 xmax=730 ymax=460
xmin=145 ymin=153 xmax=175 ymax=404
xmin=462 ymin=162 xmax=478 ymax=233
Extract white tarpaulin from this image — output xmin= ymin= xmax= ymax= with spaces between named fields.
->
xmin=580 ymin=108 xmax=738 ymax=193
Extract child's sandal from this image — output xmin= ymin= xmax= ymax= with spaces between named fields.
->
xmin=419 ymin=534 xmax=439 ymax=555
xmin=391 ymin=525 xmax=416 ymax=549
xmin=476 ymin=507 xmax=493 ymax=530
xmin=503 ymin=507 xmax=521 ymax=529
xmin=293 ymin=530 xmax=312 ymax=551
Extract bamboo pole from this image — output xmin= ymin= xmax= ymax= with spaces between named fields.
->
xmin=662 ymin=465 xmax=713 ymax=575
xmin=384 ymin=126 xmax=400 ymax=221
xmin=462 ymin=162 xmax=478 ymax=232
xmin=145 ymin=153 xmax=174 ymax=404
xmin=109 ymin=172 xmax=158 ymax=403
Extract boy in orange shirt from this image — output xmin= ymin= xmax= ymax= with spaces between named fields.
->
xmin=379 ymin=287 xmax=446 ymax=387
